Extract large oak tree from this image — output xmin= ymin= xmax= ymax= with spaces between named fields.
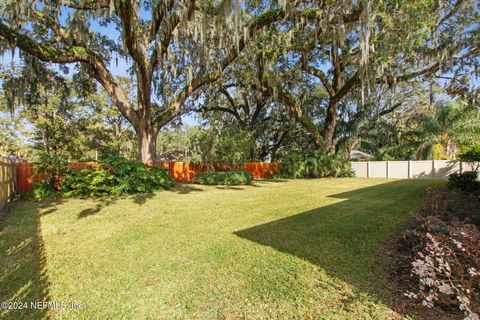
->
xmin=262 ymin=0 xmax=479 ymax=151
xmin=0 ymin=0 xmax=314 ymax=162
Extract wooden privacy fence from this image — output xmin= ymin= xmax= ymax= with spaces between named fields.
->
xmin=16 ymin=161 xmax=281 ymax=193
xmin=0 ymin=159 xmax=16 ymax=210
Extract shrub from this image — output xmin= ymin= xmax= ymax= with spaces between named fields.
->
xmin=194 ymin=170 xmax=253 ymax=185
xmin=275 ymin=149 xmax=353 ymax=178
xmin=448 ymin=171 xmax=479 ymax=192
xmin=61 ymin=157 xmax=174 ymax=197
xmin=420 ymin=188 xmax=480 ymax=225
xmin=458 ymin=144 xmax=480 ymax=172
xmin=33 ymin=180 xmax=62 ymax=201
xmin=33 ymin=153 xmax=70 ymax=192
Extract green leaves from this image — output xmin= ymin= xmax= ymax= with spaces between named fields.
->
xmin=188 ymin=126 xmax=254 ymax=167
xmin=275 ymin=149 xmax=353 ymax=179
xmin=458 ymin=144 xmax=480 ymax=172
xmin=34 ymin=157 xmax=175 ymax=199
xmin=194 ymin=170 xmax=253 ymax=186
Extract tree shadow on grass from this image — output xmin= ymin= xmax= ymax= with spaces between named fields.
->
xmin=78 ymin=193 xmax=157 ymax=219
xmin=78 ymin=197 xmax=119 ymax=219
xmin=254 ymin=179 xmax=290 ymax=183
xmin=30 ymin=197 xmax=67 ymax=216
xmin=132 ymin=192 xmax=155 ymax=205
xmin=234 ymin=179 xmax=441 ymax=314
xmin=0 ymin=202 xmax=50 ymax=320
xmin=173 ymin=184 xmax=204 ymax=194
xmin=215 ymin=186 xmax=247 ymax=191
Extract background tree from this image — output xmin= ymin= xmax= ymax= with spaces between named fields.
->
xmin=258 ymin=0 xmax=479 ymax=151
xmin=0 ymin=62 xmax=137 ymax=161
xmin=0 ymin=116 xmax=31 ymax=158
xmin=81 ymin=78 xmax=137 ymax=160
xmin=196 ymin=50 xmax=300 ymax=161
xmin=188 ymin=125 xmax=254 ymax=168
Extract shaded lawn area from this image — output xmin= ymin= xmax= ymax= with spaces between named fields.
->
xmin=0 ymin=178 xmax=444 ymax=319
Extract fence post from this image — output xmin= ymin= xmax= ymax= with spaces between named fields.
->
xmin=386 ymin=160 xmax=390 ymax=178
xmin=408 ymin=160 xmax=412 ymax=179
xmin=432 ymin=160 xmax=436 ymax=179
xmin=460 ymin=161 xmax=463 ymax=174
xmin=367 ymin=161 xmax=370 ymax=178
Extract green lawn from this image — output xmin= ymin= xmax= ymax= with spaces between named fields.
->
xmin=0 ymin=178 xmax=444 ymax=319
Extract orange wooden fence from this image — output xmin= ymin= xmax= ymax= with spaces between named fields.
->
xmin=15 ymin=161 xmax=281 ymax=193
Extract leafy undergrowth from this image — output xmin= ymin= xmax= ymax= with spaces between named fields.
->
xmin=33 ymin=157 xmax=174 ymax=200
xmin=194 ymin=170 xmax=253 ymax=185
xmin=0 ymin=179 xmax=442 ymax=319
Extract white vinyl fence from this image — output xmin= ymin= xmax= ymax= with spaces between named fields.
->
xmin=350 ymin=160 xmax=475 ymax=179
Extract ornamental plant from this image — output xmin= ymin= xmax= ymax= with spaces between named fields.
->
xmin=61 ymin=157 xmax=174 ymax=197
xmin=34 ymin=157 xmax=174 ymax=199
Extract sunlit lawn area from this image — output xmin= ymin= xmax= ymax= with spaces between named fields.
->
xmin=0 ymin=178 xmax=444 ymax=319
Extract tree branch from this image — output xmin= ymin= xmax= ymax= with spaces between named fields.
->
xmin=219 ymin=88 xmax=237 ymax=110
xmin=115 ymin=0 xmax=148 ymax=68
xmin=147 ymin=0 xmax=176 ymax=42
xmin=378 ymin=102 xmax=403 ymax=117
xmin=0 ymin=20 xmax=89 ymax=64
xmin=0 ymin=20 xmax=139 ymax=125
xmin=436 ymin=0 xmax=465 ymax=29
xmin=29 ymin=10 xmax=69 ymax=43
xmin=304 ymin=65 xmax=335 ymax=96
xmin=332 ymin=72 xmax=359 ymax=102
xmin=150 ymin=0 xmax=196 ymax=72
xmin=61 ymin=0 xmax=110 ymax=10
xmin=276 ymin=85 xmax=324 ymax=147
xmin=201 ymin=105 xmax=242 ymax=124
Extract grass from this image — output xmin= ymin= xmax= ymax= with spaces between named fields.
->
xmin=0 ymin=178 xmax=444 ymax=319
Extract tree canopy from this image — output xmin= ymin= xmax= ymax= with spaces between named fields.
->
xmin=0 ymin=0 xmax=479 ymax=163
xmin=0 ymin=0 xmax=303 ymax=161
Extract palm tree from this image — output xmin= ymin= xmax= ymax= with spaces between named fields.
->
xmin=411 ymin=103 xmax=479 ymax=160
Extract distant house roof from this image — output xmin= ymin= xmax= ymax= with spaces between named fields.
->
xmin=157 ymin=150 xmax=187 ymax=162
xmin=349 ymin=150 xmax=372 ymax=161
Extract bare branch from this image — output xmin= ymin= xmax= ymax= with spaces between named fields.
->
xmin=436 ymin=0 xmax=465 ymax=29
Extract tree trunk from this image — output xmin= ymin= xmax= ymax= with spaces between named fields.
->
xmin=323 ymin=99 xmax=339 ymax=150
xmin=249 ymin=146 xmax=256 ymax=162
xmin=277 ymin=87 xmax=324 ymax=148
xmin=136 ymin=125 xmax=158 ymax=164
